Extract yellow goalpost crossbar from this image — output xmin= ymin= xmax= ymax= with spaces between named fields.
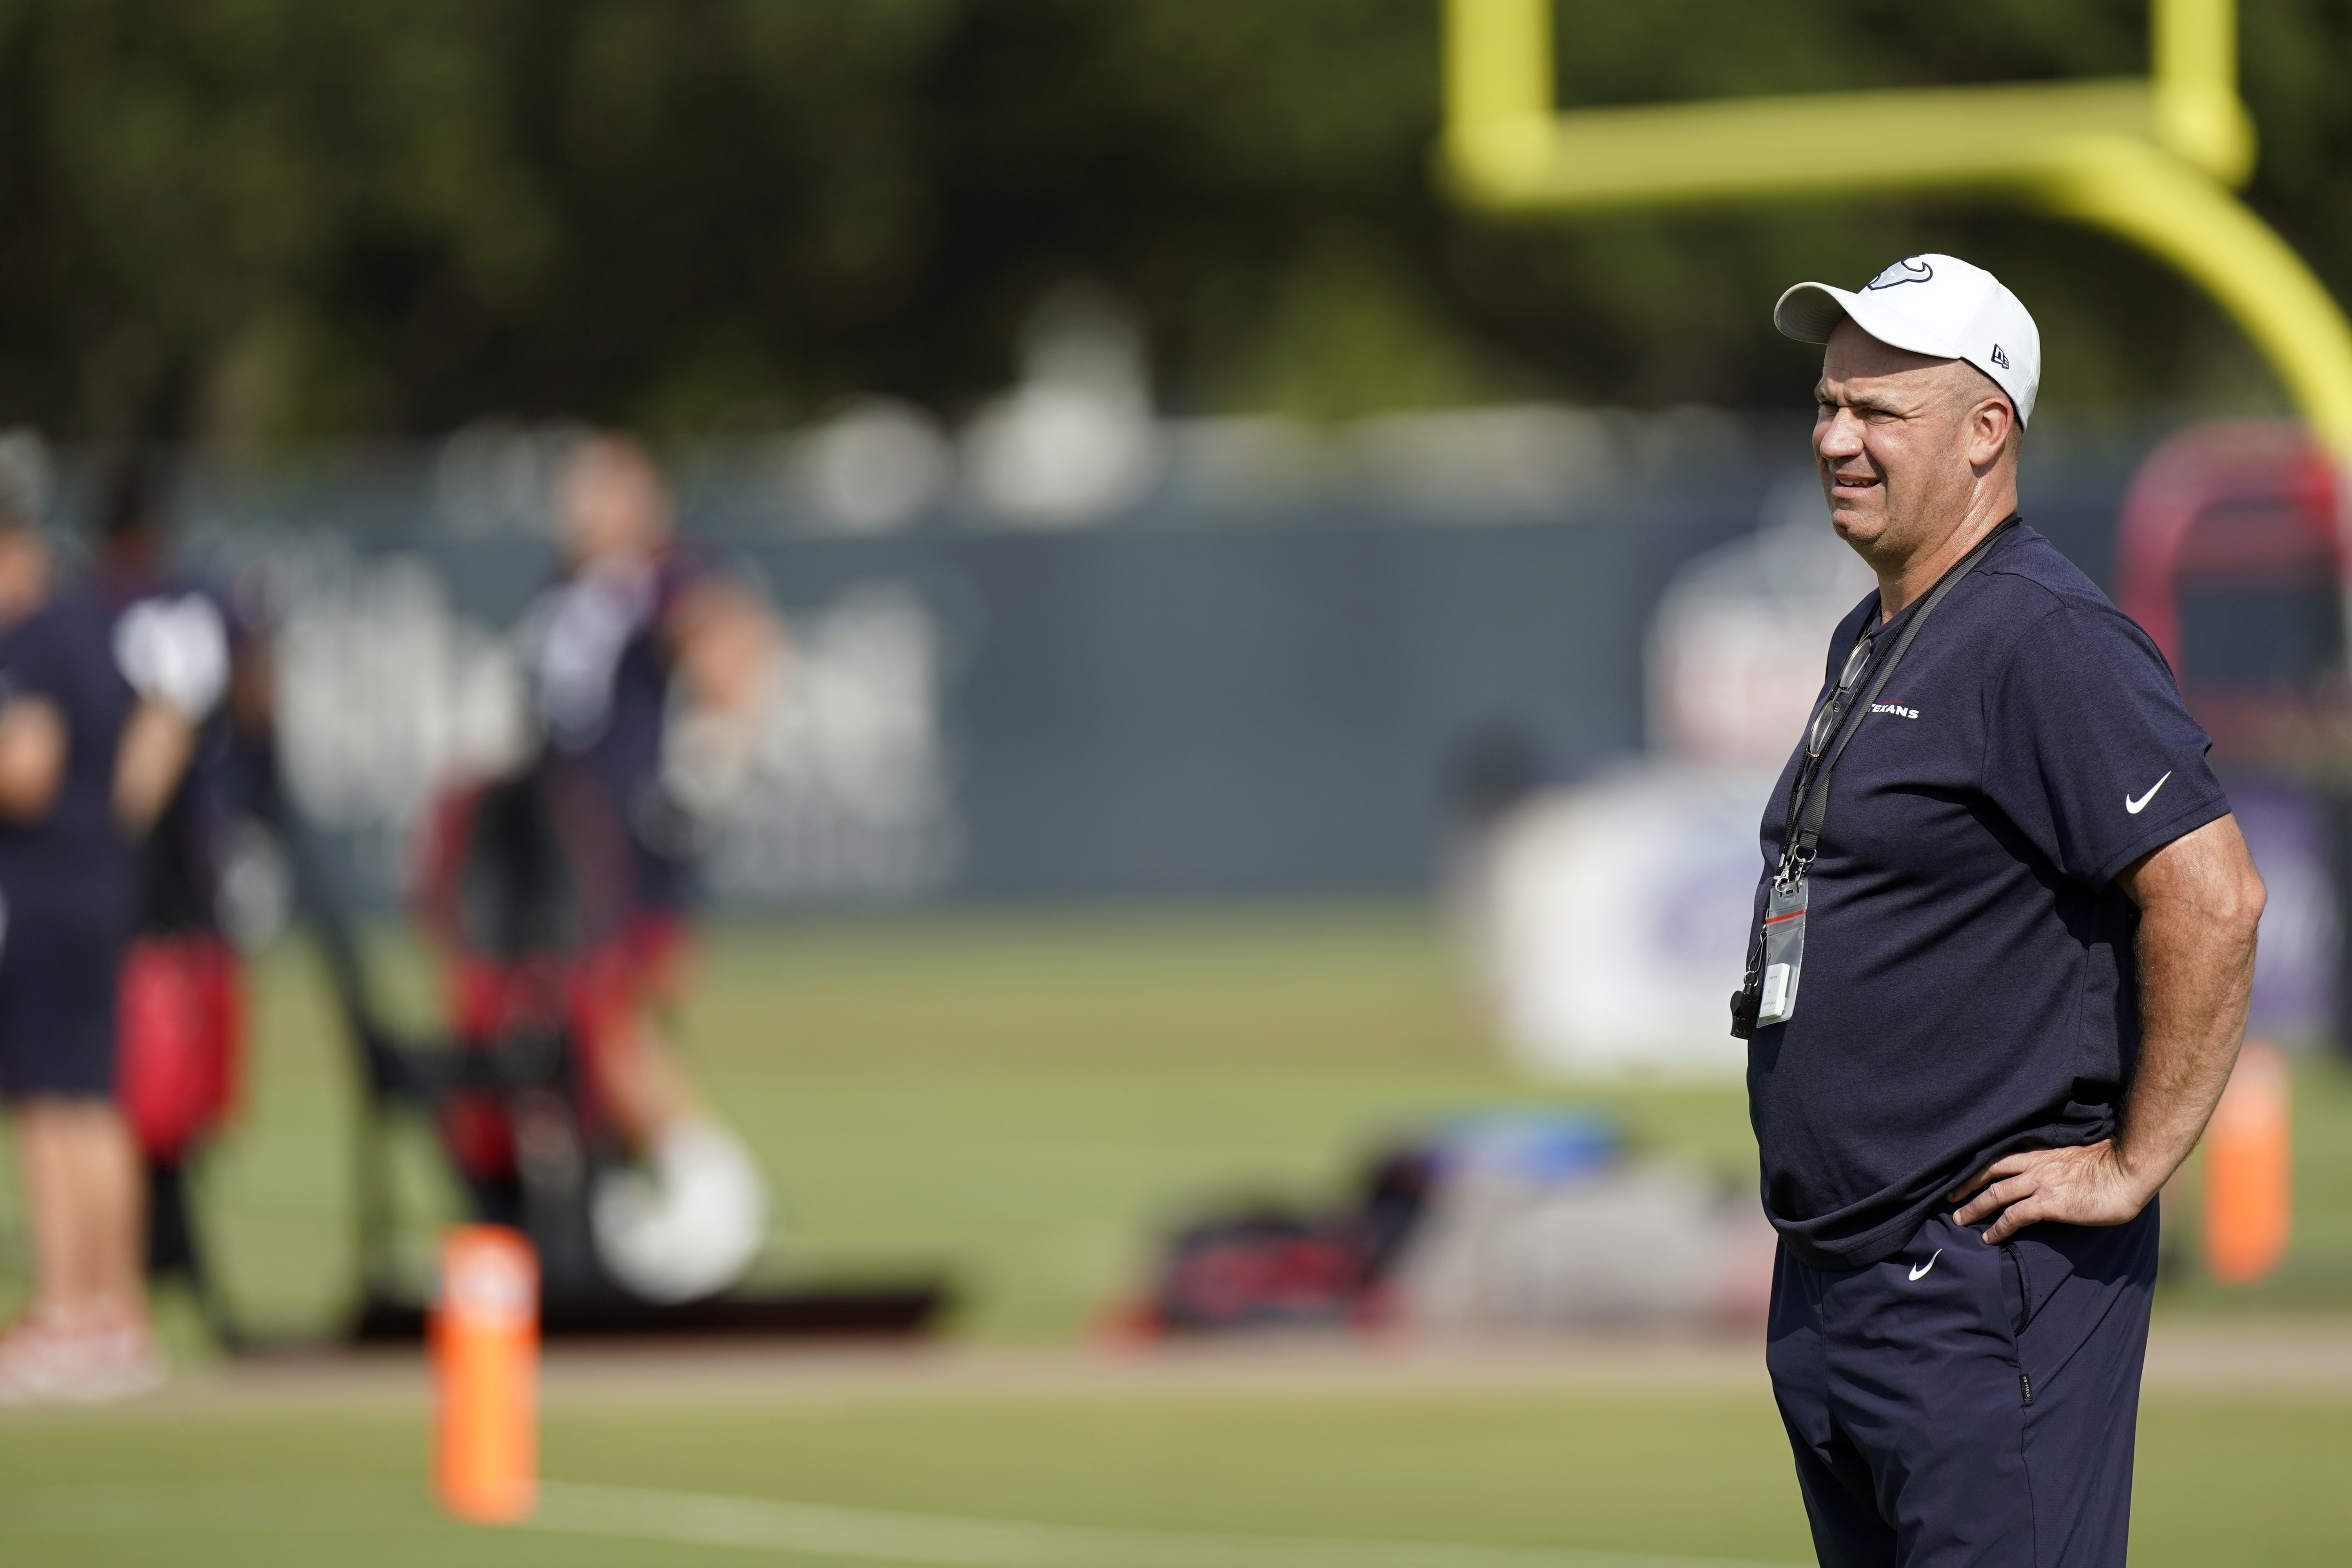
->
xmin=1437 ymin=0 xmax=2352 ymax=465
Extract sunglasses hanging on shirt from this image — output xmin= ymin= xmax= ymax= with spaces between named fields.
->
xmin=1808 ymin=634 xmax=1878 ymax=757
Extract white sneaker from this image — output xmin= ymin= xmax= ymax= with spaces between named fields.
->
xmin=0 ymin=1316 xmax=167 ymax=1405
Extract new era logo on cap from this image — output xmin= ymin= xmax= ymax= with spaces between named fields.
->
xmin=1772 ymin=254 xmax=2041 ymax=427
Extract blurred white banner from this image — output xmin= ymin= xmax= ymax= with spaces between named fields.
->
xmin=274 ymin=548 xmax=958 ymax=902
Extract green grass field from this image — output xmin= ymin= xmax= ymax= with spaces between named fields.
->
xmin=2 ymin=902 xmax=2350 ymax=1564
xmin=6 ymin=1382 xmax=2350 ymax=1567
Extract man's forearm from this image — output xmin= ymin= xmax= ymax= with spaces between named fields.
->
xmin=114 ymin=699 xmax=198 ymax=835
xmin=1951 ymin=814 xmax=2265 ymax=1241
xmin=2114 ymin=870 xmax=2260 ymax=1200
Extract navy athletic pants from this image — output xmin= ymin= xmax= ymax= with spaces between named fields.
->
xmin=1766 ymin=1202 xmax=2160 ymax=1568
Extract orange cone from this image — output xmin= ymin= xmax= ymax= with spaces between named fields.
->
xmin=2203 ymin=1038 xmax=2291 ymax=1286
xmin=432 ymin=1225 xmax=539 ymax=1523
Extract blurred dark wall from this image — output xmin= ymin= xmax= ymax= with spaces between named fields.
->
xmin=765 ymin=489 xmax=1765 ymax=895
xmin=181 ymin=419 xmax=2151 ymax=904
xmin=747 ymin=437 xmax=2132 ymax=898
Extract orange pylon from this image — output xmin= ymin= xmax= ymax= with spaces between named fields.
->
xmin=432 ymin=1225 xmax=539 ymax=1522
xmin=2203 ymin=1038 xmax=2291 ymax=1285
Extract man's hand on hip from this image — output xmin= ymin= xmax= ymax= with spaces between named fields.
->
xmin=1948 ymin=1140 xmax=2152 ymax=1244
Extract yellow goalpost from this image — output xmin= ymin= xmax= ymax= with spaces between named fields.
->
xmin=1437 ymin=0 xmax=2352 ymax=465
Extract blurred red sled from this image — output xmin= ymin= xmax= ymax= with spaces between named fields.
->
xmin=239 ymin=753 xmax=958 ymax=1348
xmin=2112 ymin=419 xmax=2348 ymax=769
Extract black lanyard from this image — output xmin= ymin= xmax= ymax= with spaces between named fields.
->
xmin=1774 ymin=515 xmax=2018 ymax=886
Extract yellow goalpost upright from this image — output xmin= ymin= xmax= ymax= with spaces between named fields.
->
xmin=1437 ymin=0 xmax=2352 ymax=467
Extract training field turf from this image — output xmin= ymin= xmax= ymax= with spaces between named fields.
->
xmin=3 ymin=1345 xmax=2350 ymax=1566
xmin=3 ymin=903 xmax=2351 ymax=1564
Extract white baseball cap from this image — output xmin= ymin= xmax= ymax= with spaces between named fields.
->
xmin=1774 ymin=254 xmax=2040 ymax=428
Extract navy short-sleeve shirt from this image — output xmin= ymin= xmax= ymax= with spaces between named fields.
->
xmin=0 ymin=589 xmax=139 ymax=919
xmin=1747 ymin=524 xmax=2229 ymax=1270
xmin=528 ymin=543 xmax=711 ymax=915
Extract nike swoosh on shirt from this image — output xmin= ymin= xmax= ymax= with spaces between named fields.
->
xmin=1909 ymin=1249 xmax=1942 ymax=1281
xmin=2125 ymin=772 xmax=2173 ymax=815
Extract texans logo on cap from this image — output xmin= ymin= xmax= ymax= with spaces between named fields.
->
xmin=1773 ymin=252 xmax=2040 ymax=426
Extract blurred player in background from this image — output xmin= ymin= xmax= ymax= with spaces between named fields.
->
xmin=94 ymin=456 xmax=255 ymax=1339
xmin=0 ymin=459 xmax=226 ymax=1400
xmin=96 ymin=458 xmax=247 ymax=935
xmin=523 ymin=432 xmax=783 ymax=1301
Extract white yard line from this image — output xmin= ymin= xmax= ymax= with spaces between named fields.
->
xmin=529 ymin=1481 xmax=1809 ymax=1568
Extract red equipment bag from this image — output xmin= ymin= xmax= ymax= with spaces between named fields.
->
xmin=118 ymin=933 xmax=244 ymax=1163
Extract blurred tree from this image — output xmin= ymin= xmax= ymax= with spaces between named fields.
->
xmin=0 ymin=0 xmax=2343 ymax=445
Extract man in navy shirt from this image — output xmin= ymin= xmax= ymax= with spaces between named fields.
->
xmin=519 ymin=433 xmax=781 ymax=1302
xmin=1743 ymin=256 xmax=2266 ymax=1566
xmin=0 ymin=484 xmax=225 ymax=1402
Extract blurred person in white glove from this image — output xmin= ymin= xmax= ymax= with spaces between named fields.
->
xmin=96 ymin=457 xmax=275 ymax=953
xmin=110 ymin=592 xmax=228 ymax=829
xmin=521 ymin=432 xmax=786 ymax=1301
xmin=93 ymin=457 xmax=268 ymax=1351
xmin=96 ymin=456 xmax=254 ymax=868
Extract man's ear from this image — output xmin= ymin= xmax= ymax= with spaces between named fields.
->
xmin=1965 ymin=394 xmax=2015 ymax=470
